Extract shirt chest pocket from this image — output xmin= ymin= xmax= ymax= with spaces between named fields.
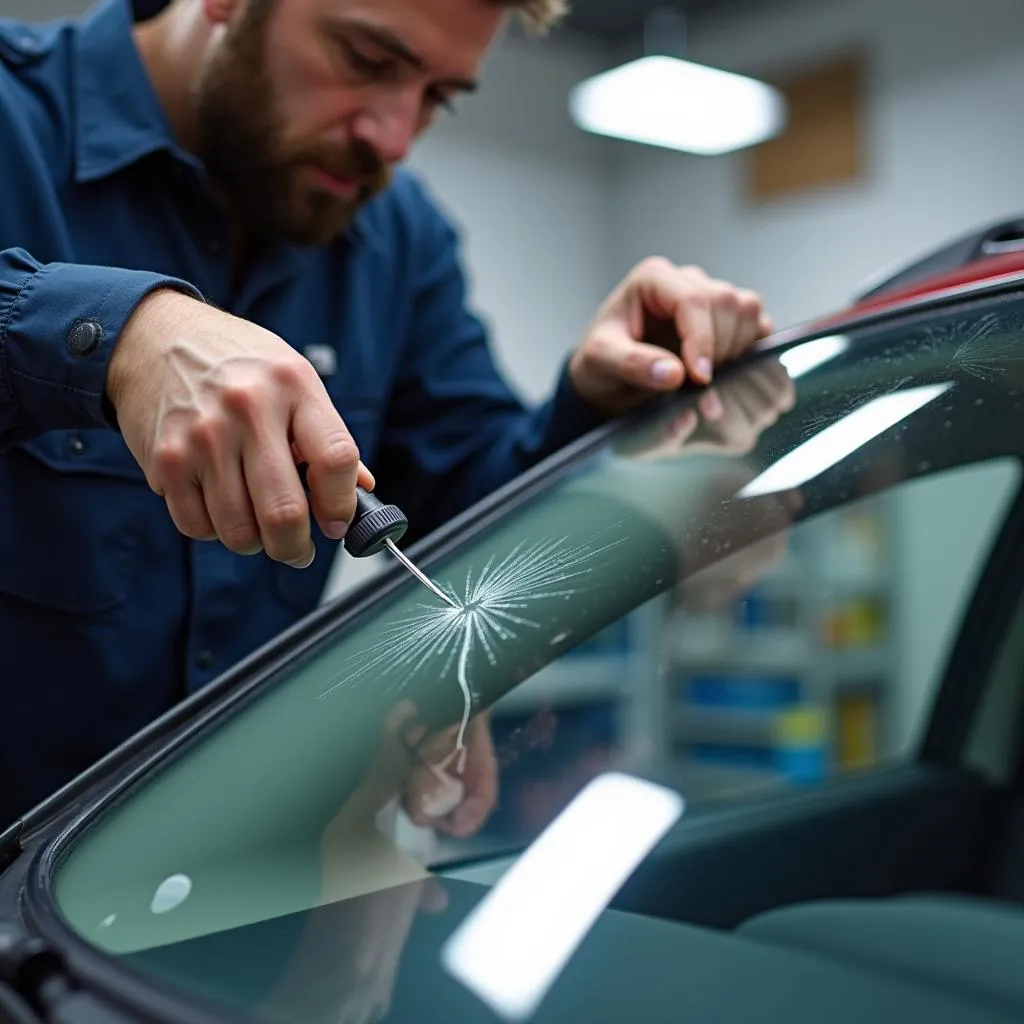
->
xmin=0 ymin=430 xmax=150 ymax=615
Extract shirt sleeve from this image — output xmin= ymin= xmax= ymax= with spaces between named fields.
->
xmin=375 ymin=185 xmax=611 ymax=541
xmin=0 ymin=247 xmax=203 ymax=449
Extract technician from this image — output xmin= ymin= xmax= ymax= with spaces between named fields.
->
xmin=0 ymin=0 xmax=774 ymax=828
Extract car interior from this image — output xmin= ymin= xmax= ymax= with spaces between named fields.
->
xmin=2 ymin=273 xmax=1024 ymax=1024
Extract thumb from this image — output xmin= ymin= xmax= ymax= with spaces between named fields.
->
xmin=585 ymin=327 xmax=686 ymax=392
xmin=291 ymin=397 xmax=365 ymax=539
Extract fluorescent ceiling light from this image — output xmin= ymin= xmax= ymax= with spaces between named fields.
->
xmin=739 ymin=382 xmax=953 ymax=499
xmin=569 ymin=55 xmax=787 ymax=156
xmin=441 ymin=772 xmax=684 ymax=1021
xmin=778 ymin=335 xmax=850 ymax=380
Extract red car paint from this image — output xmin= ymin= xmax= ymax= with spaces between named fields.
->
xmin=824 ymin=250 xmax=1024 ymax=329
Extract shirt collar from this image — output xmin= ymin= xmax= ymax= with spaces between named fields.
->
xmin=72 ymin=0 xmax=186 ymax=184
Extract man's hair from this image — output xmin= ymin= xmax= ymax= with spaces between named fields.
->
xmin=508 ymin=0 xmax=569 ymax=34
xmin=223 ymin=0 xmax=568 ymax=36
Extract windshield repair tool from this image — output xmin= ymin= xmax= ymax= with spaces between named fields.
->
xmin=296 ymin=463 xmax=457 ymax=608
xmin=346 ymin=488 xmax=458 ymax=608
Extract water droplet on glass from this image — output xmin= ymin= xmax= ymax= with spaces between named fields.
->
xmin=151 ymin=874 xmax=193 ymax=915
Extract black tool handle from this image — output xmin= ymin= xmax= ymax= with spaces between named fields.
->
xmin=345 ymin=488 xmax=409 ymax=557
xmin=295 ymin=463 xmax=408 ymax=558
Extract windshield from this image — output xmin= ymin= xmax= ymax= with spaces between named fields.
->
xmin=45 ymin=289 xmax=1024 ymax=1023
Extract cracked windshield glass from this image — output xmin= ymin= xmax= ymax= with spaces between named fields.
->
xmin=52 ymin=294 xmax=1023 ymax=1023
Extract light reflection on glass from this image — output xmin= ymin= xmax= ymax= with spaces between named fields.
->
xmin=149 ymin=873 xmax=193 ymax=916
xmin=739 ymin=383 xmax=954 ymax=499
xmin=441 ymin=772 xmax=684 ymax=1021
xmin=778 ymin=334 xmax=849 ymax=379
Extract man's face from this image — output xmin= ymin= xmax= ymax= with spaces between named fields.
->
xmin=194 ymin=0 xmax=504 ymax=245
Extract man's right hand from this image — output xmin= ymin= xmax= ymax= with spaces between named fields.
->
xmin=106 ymin=289 xmax=373 ymax=568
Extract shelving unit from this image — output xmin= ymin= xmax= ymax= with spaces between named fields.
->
xmin=668 ymin=492 xmax=899 ymax=791
xmin=484 ymin=491 xmax=899 ymax=821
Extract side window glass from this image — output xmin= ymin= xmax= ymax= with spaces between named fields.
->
xmin=965 ymin=585 xmax=1024 ymax=786
xmin=461 ymin=458 xmax=1020 ymax=855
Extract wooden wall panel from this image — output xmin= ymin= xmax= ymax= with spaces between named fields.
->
xmin=746 ymin=53 xmax=868 ymax=203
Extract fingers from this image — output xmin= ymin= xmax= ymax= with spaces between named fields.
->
xmin=401 ymin=714 xmax=499 ymax=838
xmin=200 ymin=457 xmax=264 ymax=556
xmin=642 ymin=263 xmax=716 ymax=386
xmin=121 ymin=299 xmax=375 ymax=565
xmin=735 ymin=288 xmax=772 ymax=353
xmin=291 ymin=397 xmax=363 ymax=541
xmin=358 ymin=461 xmax=376 ymax=491
xmin=580 ymin=330 xmax=687 ymax=393
xmin=240 ymin=426 xmax=318 ymax=567
xmin=418 ymin=877 xmax=451 ymax=914
xmin=698 ymin=388 xmax=724 ymax=422
xmin=439 ymin=715 xmax=498 ymax=838
xmin=404 ymin=761 xmax=465 ymax=826
xmin=708 ymin=285 xmax=740 ymax=366
xmin=159 ymin=404 xmax=322 ymax=566
xmin=628 ymin=260 xmax=770 ymax=386
xmin=672 ymin=407 xmax=701 ymax=440
xmin=159 ymin=458 xmax=217 ymax=541
xmin=763 ymin=357 xmax=797 ymax=411
xmin=153 ymin=443 xmax=264 ymax=556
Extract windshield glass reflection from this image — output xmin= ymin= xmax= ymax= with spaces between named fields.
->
xmin=49 ymin=294 xmax=1024 ymax=1022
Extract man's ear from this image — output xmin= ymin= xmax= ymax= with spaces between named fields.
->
xmin=202 ymin=0 xmax=242 ymax=26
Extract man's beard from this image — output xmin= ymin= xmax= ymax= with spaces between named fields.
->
xmin=192 ymin=5 xmax=392 ymax=247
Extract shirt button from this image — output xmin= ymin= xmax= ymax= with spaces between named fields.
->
xmin=67 ymin=319 xmax=104 ymax=358
xmin=195 ymin=650 xmax=215 ymax=670
xmin=68 ymin=436 xmax=85 ymax=455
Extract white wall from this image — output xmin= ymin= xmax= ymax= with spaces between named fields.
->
xmin=610 ymin=0 xmax=1024 ymax=330
xmin=406 ymin=27 xmax=618 ymax=402
xmin=605 ymin=0 xmax=1024 ymax=750
xmin=1 ymin=0 xmax=93 ymax=16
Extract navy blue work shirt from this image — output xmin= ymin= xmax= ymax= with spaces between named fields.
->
xmin=0 ymin=0 xmax=608 ymax=826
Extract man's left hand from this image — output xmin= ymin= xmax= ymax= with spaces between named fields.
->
xmin=570 ymin=258 xmax=773 ymax=416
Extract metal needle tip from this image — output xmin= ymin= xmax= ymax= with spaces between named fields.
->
xmin=384 ymin=538 xmax=459 ymax=609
